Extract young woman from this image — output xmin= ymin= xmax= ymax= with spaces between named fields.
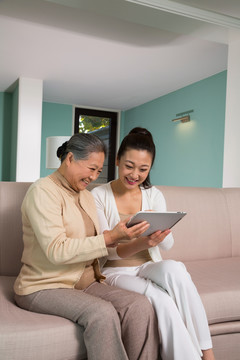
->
xmin=91 ymin=127 xmax=215 ymax=360
xmin=14 ymin=132 xmax=160 ymax=360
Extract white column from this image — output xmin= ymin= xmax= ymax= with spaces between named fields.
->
xmin=16 ymin=77 xmax=43 ymax=182
xmin=223 ymin=30 xmax=240 ymax=187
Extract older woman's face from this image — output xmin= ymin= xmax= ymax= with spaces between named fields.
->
xmin=65 ymin=151 xmax=105 ymax=192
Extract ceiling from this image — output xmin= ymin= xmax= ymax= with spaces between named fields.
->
xmin=0 ymin=0 xmax=240 ymax=110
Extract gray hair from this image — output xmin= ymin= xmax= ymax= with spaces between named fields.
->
xmin=57 ymin=133 xmax=107 ymax=163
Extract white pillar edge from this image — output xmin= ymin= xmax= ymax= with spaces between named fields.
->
xmin=16 ymin=77 xmax=43 ymax=182
xmin=222 ymin=30 xmax=240 ymax=187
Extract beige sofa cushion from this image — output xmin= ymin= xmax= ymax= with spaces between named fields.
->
xmin=0 ymin=182 xmax=31 ymax=276
xmin=0 ymin=276 xmax=87 ymax=360
xmin=223 ymin=188 xmax=240 ymax=257
xmin=158 ymin=186 xmax=233 ymax=262
xmin=184 ymin=257 xmax=240 ymax=326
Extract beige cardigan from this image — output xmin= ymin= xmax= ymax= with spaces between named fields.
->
xmin=14 ymin=172 xmax=108 ymax=295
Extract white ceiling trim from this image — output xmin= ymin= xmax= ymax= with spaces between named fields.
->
xmin=125 ymin=0 xmax=240 ymax=29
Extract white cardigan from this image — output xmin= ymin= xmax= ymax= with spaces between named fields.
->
xmin=91 ymin=182 xmax=174 ymax=262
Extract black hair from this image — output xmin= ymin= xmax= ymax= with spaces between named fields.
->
xmin=57 ymin=133 xmax=107 ymax=163
xmin=117 ymin=127 xmax=155 ymax=188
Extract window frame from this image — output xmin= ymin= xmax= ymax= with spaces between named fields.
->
xmin=74 ymin=107 xmax=118 ymax=182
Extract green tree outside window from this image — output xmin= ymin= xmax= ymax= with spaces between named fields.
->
xmin=78 ymin=116 xmax=110 ymax=133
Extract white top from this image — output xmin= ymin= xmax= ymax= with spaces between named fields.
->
xmin=91 ymin=182 xmax=174 ymax=262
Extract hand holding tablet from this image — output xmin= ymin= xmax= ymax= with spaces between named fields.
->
xmin=127 ymin=211 xmax=186 ymax=237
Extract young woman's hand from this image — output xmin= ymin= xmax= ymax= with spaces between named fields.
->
xmin=143 ymin=229 xmax=171 ymax=248
xmin=115 ymin=229 xmax=171 ymax=257
xmin=103 ymin=218 xmax=150 ymax=247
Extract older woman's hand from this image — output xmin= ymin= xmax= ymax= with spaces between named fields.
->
xmin=103 ymin=218 xmax=150 ymax=248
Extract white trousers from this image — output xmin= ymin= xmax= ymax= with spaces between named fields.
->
xmin=102 ymin=260 xmax=212 ymax=360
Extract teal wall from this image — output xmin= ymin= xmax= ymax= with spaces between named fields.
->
xmin=40 ymin=102 xmax=73 ymax=178
xmin=0 ymin=71 xmax=227 ymax=186
xmin=0 ymin=92 xmax=12 ymax=180
xmin=0 ymin=89 xmax=18 ymax=181
xmin=10 ymin=85 xmax=19 ymax=181
xmin=121 ymin=71 xmax=227 ymax=187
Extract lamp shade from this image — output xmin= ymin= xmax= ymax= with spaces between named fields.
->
xmin=46 ymin=136 xmax=70 ymax=169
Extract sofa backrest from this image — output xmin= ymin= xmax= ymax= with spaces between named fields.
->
xmin=221 ymin=188 xmax=240 ymax=258
xmin=0 ymin=182 xmax=32 ymax=276
xmin=88 ymin=183 xmax=240 ymax=261
xmin=157 ymin=186 xmax=240 ymax=261
xmin=1 ymin=182 xmax=239 ymax=276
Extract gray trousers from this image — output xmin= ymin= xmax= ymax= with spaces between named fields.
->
xmin=15 ymin=282 xmax=159 ymax=360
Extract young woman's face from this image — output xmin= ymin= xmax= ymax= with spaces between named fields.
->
xmin=65 ymin=151 xmax=104 ymax=192
xmin=117 ymin=149 xmax=152 ymax=189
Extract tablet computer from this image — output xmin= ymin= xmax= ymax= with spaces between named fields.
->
xmin=126 ymin=211 xmax=186 ymax=236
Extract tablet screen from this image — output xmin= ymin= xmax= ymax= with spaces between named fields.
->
xmin=127 ymin=211 xmax=186 ymax=236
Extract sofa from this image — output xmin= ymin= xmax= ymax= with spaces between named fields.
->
xmin=0 ymin=181 xmax=240 ymax=360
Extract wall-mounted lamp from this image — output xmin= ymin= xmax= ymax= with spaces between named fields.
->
xmin=172 ymin=110 xmax=193 ymax=123
xmin=172 ymin=115 xmax=190 ymax=123
xmin=46 ymin=136 xmax=70 ymax=169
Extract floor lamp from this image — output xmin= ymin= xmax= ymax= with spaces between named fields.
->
xmin=46 ymin=136 xmax=70 ymax=169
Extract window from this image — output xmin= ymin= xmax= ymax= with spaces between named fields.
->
xmin=74 ymin=107 xmax=118 ymax=183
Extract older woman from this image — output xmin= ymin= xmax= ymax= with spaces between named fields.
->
xmin=14 ymin=133 xmax=159 ymax=360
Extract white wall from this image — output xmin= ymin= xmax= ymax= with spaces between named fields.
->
xmin=16 ymin=77 xmax=43 ymax=182
xmin=223 ymin=30 xmax=240 ymax=187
